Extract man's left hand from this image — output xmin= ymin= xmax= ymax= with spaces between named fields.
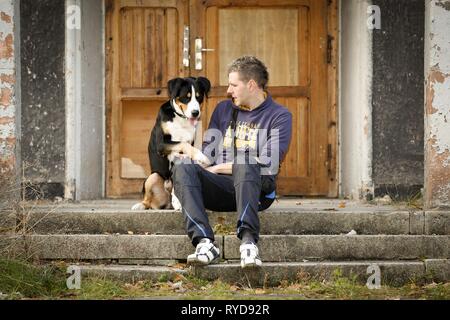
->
xmin=205 ymin=163 xmax=233 ymax=175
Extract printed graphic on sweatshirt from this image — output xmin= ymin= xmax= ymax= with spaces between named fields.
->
xmin=223 ymin=121 xmax=261 ymax=151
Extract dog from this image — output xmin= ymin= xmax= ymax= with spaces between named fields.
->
xmin=131 ymin=77 xmax=211 ymax=210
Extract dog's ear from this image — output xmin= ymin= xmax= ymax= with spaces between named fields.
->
xmin=167 ymin=78 xmax=184 ymax=99
xmin=196 ymin=77 xmax=211 ymax=98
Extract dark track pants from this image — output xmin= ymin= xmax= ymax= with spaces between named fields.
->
xmin=172 ymin=163 xmax=276 ymax=246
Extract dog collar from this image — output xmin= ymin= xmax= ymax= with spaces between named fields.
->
xmin=170 ymin=100 xmax=188 ymax=119
xmin=174 ymin=110 xmax=188 ymax=119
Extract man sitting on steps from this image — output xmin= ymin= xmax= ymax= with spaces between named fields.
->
xmin=172 ymin=56 xmax=293 ymax=269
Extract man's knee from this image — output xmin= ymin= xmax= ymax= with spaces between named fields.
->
xmin=232 ymin=163 xmax=261 ymax=184
xmin=172 ymin=163 xmax=201 ymax=184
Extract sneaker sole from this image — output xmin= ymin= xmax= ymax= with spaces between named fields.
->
xmin=241 ymin=261 xmax=262 ymax=269
xmin=187 ymin=259 xmax=208 ymax=266
xmin=187 ymin=256 xmax=219 ymax=266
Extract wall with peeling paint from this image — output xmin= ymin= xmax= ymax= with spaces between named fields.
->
xmin=424 ymin=0 xmax=450 ymax=208
xmin=20 ymin=0 xmax=65 ymax=198
xmin=0 ymin=0 xmax=17 ymax=174
xmin=371 ymin=0 xmax=425 ymax=198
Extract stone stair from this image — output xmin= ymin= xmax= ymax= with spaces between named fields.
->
xmin=1 ymin=199 xmax=449 ymax=287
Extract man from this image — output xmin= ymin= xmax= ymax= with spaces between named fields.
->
xmin=172 ymin=56 xmax=292 ymax=268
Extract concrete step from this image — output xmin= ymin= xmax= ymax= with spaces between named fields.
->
xmin=19 ymin=209 xmax=449 ymax=235
xmin=80 ymin=264 xmax=188 ymax=282
xmin=77 ymin=260 xmax=450 ymax=287
xmin=224 ymin=235 xmax=449 ymax=261
xmin=1 ymin=234 xmax=448 ymax=261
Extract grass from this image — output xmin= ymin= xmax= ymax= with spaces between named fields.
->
xmin=369 ymin=186 xmax=424 ymax=210
xmin=0 ymin=258 xmax=67 ymax=299
xmin=0 ymin=258 xmax=449 ymax=300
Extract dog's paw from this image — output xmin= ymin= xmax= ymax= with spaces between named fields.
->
xmin=164 ymin=179 xmax=173 ymax=192
xmin=171 ymin=192 xmax=182 ymax=211
xmin=131 ymin=202 xmax=146 ymax=211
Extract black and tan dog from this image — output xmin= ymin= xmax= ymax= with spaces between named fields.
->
xmin=132 ymin=77 xmax=211 ymax=210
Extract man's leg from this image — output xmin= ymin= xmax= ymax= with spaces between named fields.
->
xmin=172 ymin=163 xmax=235 ymax=246
xmin=172 ymin=162 xmax=238 ymax=266
xmin=232 ymin=163 xmax=265 ymax=268
xmin=233 ymin=163 xmax=262 ymax=243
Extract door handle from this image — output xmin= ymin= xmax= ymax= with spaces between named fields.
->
xmin=195 ymin=38 xmax=215 ymax=70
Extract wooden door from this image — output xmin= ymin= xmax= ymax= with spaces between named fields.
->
xmin=190 ymin=0 xmax=334 ymax=195
xmin=106 ymin=0 xmax=337 ymax=197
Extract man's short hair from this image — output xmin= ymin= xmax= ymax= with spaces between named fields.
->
xmin=228 ymin=56 xmax=269 ymax=90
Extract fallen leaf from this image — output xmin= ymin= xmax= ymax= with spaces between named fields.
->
xmin=170 ymin=263 xmax=187 ymax=269
xmin=174 ymin=274 xmax=187 ymax=282
xmin=338 ymin=202 xmax=346 ymax=208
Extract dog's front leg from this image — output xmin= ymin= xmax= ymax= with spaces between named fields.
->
xmin=174 ymin=142 xmax=211 ymax=167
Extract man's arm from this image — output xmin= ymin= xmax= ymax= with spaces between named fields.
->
xmin=258 ymin=111 xmax=293 ymax=174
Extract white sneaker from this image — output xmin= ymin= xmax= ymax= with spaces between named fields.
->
xmin=240 ymin=242 xmax=262 ymax=269
xmin=187 ymin=238 xmax=220 ymax=266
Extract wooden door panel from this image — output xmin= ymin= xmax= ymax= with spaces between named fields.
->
xmin=119 ymin=7 xmax=178 ymax=88
xmin=120 ymin=100 xmax=159 ymax=178
xmin=279 ymin=97 xmax=309 ymax=178
xmin=217 ymin=8 xmax=299 ymax=86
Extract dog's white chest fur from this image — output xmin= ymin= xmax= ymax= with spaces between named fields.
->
xmin=164 ymin=117 xmax=196 ymax=143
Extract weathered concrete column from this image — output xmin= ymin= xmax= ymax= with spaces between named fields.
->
xmin=340 ymin=0 xmax=373 ymax=200
xmin=0 ymin=0 xmax=19 ymax=175
xmin=424 ymin=0 xmax=450 ymax=209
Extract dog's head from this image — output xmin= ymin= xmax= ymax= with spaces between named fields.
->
xmin=167 ymin=77 xmax=211 ymax=126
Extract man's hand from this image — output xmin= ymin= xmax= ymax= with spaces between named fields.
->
xmin=205 ymin=163 xmax=232 ymax=175
xmin=205 ymin=165 xmax=219 ymax=174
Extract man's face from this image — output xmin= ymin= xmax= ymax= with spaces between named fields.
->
xmin=227 ymin=72 xmax=250 ymax=107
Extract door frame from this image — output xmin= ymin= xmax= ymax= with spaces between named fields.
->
xmin=328 ymin=0 xmax=339 ymax=197
xmin=104 ymin=0 xmax=339 ymax=197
